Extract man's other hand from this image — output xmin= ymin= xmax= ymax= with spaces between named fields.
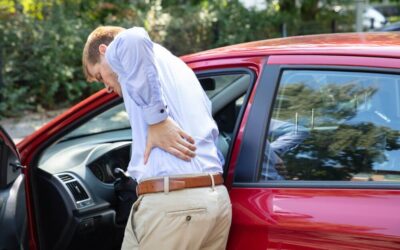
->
xmin=144 ymin=117 xmax=196 ymax=164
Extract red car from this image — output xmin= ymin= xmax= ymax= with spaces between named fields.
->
xmin=1 ymin=32 xmax=400 ymax=250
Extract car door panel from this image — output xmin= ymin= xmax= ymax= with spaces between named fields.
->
xmin=0 ymin=175 xmax=27 ymax=250
xmin=227 ymin=58 xmax=400 ymax=249
xmin=0 ymin=127 xmax=28 ymax=250
xmin=228 ymin=188 xmax=400 ymax=249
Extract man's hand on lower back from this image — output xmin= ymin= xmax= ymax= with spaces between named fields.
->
xmin=144 ymin=117 xmax=197 ymax=164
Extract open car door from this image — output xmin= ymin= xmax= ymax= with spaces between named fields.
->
xmin=0 ymin=126 xmax=28 ymax=249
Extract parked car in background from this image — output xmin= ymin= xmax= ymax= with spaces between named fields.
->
xmin=364 ymin=5 xmax=387 ymax=29
xmin=1 ymin=32 xmax=400 ymax=250
xmin=378 ymin=21 xmax=400 ymax=31
xmin=336 ymin=4 xmax=387 ymax=30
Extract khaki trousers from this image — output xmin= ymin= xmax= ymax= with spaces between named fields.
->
xmin=121 ymin=184 xmax=232 ymax=250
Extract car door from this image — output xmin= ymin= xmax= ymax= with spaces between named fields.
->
xmin=0 ymin=126 xmax=28 ymax=250
xmin=227 ymin=55 xmax=400 ymax=249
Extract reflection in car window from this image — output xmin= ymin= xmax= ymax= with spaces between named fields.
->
xmin=62 ymin=104 xmax=130 ymax=140
xmin=260 ymin=70 xmax=400 ymax=182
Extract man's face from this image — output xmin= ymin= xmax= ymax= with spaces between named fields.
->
xmin=87 ymin=45 xmax=122 ymax=96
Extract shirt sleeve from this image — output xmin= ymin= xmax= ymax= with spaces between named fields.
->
xmin=269 ymin=119 xmax=309 ymax=155
xmin=106 ymin=27 xmax=168 ymax=125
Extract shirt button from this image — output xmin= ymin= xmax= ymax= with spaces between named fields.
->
xmin=186 ymin=216 xmax=191 ymax=221
xmin=160 ymin=109 xmax=165 ymax=113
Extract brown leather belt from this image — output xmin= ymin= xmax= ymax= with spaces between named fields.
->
xmin=137 ymin=174 xmax=224 ymax=196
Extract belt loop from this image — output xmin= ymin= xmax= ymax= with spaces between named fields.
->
xmin=208 ymin=173 xmax=215 ymax=192
xmin=164 ymin=176 xmax=169 ymax=194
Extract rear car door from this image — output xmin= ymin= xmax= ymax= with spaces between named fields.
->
xmin=0 ymin=126 xmax=28 ymax=249
xmin=228 ymin=55 xmax=400 ymax=249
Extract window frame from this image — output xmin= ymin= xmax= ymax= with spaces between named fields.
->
xmin=234 ymin=63 xmax=400 ymax=189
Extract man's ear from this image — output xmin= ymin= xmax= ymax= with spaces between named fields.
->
xmin=98 ymin=44 xmax=107 ymax=55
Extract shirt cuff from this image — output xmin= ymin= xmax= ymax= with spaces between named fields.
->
xmin=142 ymin=102 xmax=168 ymax=125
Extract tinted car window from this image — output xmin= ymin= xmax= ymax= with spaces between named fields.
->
xmin=260 ymin=70 xmax=400 ymax=182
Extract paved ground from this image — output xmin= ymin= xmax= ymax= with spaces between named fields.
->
xmin=1 ymin=109 xmax=66 ymax=143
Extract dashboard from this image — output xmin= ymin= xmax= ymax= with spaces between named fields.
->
xmin=35 ymin=130 xmax=133 ymax=250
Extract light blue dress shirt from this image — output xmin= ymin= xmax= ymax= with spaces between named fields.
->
xmin=105 ymin=27 xmax=222 ymax=181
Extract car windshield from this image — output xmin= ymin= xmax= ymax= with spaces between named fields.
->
xmin=62 ymin=104 xmax=130 ymax=140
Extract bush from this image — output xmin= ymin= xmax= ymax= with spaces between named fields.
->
xmin=0 ymin=5 xmax=102 ymax=117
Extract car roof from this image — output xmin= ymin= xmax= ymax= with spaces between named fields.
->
xmin=182 ymin=32 xmax=400 ymax=63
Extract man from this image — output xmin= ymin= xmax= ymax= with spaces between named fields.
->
xmin=262 ymin=119 xmax=309 ymax=180
xmin=82 ymin=26 xmax=231 ymax=249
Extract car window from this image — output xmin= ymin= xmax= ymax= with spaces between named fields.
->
xmin=260 ymin=70 xmax=400 ymax=182
xmin=204 ymin=74 xmax=247 ymax=98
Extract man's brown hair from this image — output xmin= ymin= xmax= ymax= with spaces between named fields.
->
xmin=82 ymin=26 xmax=125 ymax=81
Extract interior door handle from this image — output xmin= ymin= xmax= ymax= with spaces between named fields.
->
xmin=10 ymin=162 xmax=26 ymax=172
xmin=0 ymin=198 xmax=4 ymax=211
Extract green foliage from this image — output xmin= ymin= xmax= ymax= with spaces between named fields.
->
xmin=0 ymin=2 xmax=102 ymax=117
xmin=0 ymin=0 xmax=355 ymax=117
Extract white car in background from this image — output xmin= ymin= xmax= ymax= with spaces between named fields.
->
xmin=364 ymin=6 xmax=387 ymax=29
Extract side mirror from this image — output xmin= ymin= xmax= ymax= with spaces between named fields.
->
xmin=199 ymin=78 xmax=216 ymax=91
